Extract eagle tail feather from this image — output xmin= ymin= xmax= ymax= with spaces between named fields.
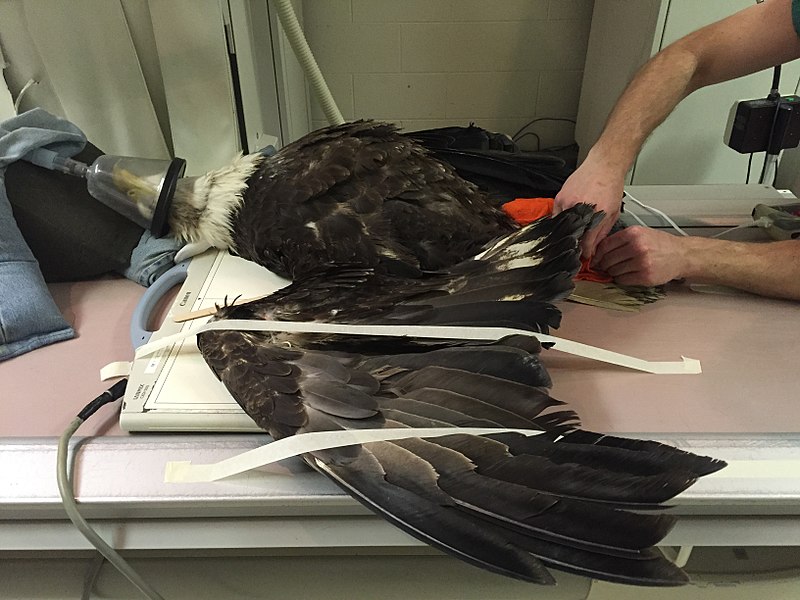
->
xmin=312 ymin=435 xmax=692 ymax=587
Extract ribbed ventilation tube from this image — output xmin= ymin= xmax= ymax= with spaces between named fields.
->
xmin=273 ymin=0 xmax=345 ymax=126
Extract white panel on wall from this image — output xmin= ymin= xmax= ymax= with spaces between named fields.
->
xmin=3 ymin=0 xmax=169 ymax=159
xmin=0 ymin=2 xmax=67 ymax=121
xmin=149 ymin=0 xmax=240 ymax=175
xmin=265 ymin=0 xmax=313 ymax=144
xmin=229 ymin=0 xmax=285 ymax=151
xmin=0 ymin=45 xmax=17 ymax=121
xmin=120 ymin=0 xmax=174 ymax=155
xmin=574 ymin=0 xmax=667 ymax=162
xmin=1 ymin=0 xmax=293 ymax=172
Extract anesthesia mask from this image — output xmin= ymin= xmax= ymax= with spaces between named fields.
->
xmin=24 ymin=148 xmax=186 ymax=237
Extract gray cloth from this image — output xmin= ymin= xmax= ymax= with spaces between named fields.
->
xmin=0 ymin=109 xmax=82 ymax=360
xmin=124 ymin=230 xmax=182 ymax=286
xmin=0 ymin=108 xmax=183 ymax=360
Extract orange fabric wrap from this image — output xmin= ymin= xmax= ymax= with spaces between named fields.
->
xmin=502 ymin=197 xmax=554 ymax=224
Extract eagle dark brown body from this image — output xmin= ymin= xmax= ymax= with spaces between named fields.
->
xmin=231 ymin=121 xmax=516 ymax=279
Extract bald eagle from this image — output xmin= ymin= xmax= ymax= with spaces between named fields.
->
xmin=168 ymin=120 xmax=518 ymax=278
xmin=170 ymin=121 xmax=723 ymax=586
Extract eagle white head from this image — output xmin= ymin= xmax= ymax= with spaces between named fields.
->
xmin=168 ymin=152 xmax=265 ymax=250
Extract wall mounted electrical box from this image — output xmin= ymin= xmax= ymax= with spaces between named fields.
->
xmin=724 ymin=95 xmax=800 ymax=154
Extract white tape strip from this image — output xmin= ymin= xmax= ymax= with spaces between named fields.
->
xmin=130 ymin=320 xmax=700 ymax=375
xmin=165 ymin=427 xmax=544 ymax=483
xmin=534 ymin=334 xmax=701 ymax=375
xmin=100 ymin=361 xmax=131 ymax=381
xmin=164 ymin=425 xmax=800 ymax=484
xmin=706 ymin=459 xmax=800 ymax=479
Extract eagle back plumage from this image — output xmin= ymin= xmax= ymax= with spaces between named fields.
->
xmin=231 ymin=120 xmax=515 ymax=279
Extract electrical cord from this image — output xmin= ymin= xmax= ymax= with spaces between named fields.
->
xmin=769 ymin=64 xmax=782 ymax=99
xmin=711 ymin=216 xmax=773 ymax=238
xmin=81 ymin=553 xmax=106 ymax=600
xmin=57 ymin=379 xmax=165 ymax=600
xmin=758 ymin=96 xmax=786 ymax=185
xmin=13 ymin=78 xmax=37 ymax=113
xmin=623 ymin=193 xmax=772 ymax=239
xmin=511 ymin=117 xmax=576 ymax=142
xmin=623 ymin=208 xmax=649 ymax=228
xmin=540 ymin=142 xmax=579 ymax=153
xmin=623 ymin=192 xmax=690 ymax=237
xmin=758 ymin=64 xmax=786 ymax=185
xmin=514 ymin=131 xmax=541 ymax=150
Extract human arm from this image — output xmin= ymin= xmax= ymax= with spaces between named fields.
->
xmin=592 ymin=226 xmax=800 ymax=301
xmin=555 ymin=0 xmax=800 ymax=255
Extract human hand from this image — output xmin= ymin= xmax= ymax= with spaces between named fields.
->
xmin=554 ymin=161 xmax=625 ymax=258
xmin=592 ymin=226 xmax=689 ymax=286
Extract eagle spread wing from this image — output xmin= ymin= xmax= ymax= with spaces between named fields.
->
xmin=196 ymin=180 xmax=725 ymax=586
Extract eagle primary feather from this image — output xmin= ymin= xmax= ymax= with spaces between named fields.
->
xmin=195 ymin=181 xmax=725 ymax=587
xmin=197 ymin=298 xmax=724 ymax=585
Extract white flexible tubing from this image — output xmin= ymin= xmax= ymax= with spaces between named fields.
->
xmin=624 ymin=192 xmax=690 ymax=237
xmin=761 ymin=153 xmax=779 ymax=185
xmin=273 ymin=0 xmax=345 ymax=126
xmin=14 ymin=78 xmax=37 ymax=113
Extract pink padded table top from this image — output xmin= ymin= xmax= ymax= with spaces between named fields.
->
xmin=1 ymin=278 xmax=798 ymax=437
xmin=0 ymin=278 xmax=144 ymax=437
xmin=551 ymin=285 xmax=800 ymax=434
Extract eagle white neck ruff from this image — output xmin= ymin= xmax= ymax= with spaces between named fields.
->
xmin=169 ymin=153 xmax=265 ymax=249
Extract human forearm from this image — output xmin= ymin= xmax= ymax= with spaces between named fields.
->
xmin=586 ymin=43 xmax=701 ymax=178
xmin=586 ymin=0 xmax=800 ymax=178
xmin=680 ymin=237 xmax=800 ymax=301
xmin=556 ymin=0 xmax=800 ymax=257
xmin=595 ymin=227 xmax=800 ymax=301
xmin=557 ymin=43 xmax=700 ymax=255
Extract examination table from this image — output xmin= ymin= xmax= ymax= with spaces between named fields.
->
xmin=1 ymin=257 xmax=799 ymax=598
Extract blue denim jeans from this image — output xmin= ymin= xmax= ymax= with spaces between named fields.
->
xmin=0 ymin=186 xmax=75 ymax=360
xmin=0 ymin=109 xmax=86 ymax=360
xmin=0 ymin=108 xmax=185 ymax=360
xmin=124 ymin=230 xmax=182 ymax=286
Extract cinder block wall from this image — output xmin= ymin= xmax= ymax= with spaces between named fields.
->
xmin=303 ymin=0 xmax=594 ymax=150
